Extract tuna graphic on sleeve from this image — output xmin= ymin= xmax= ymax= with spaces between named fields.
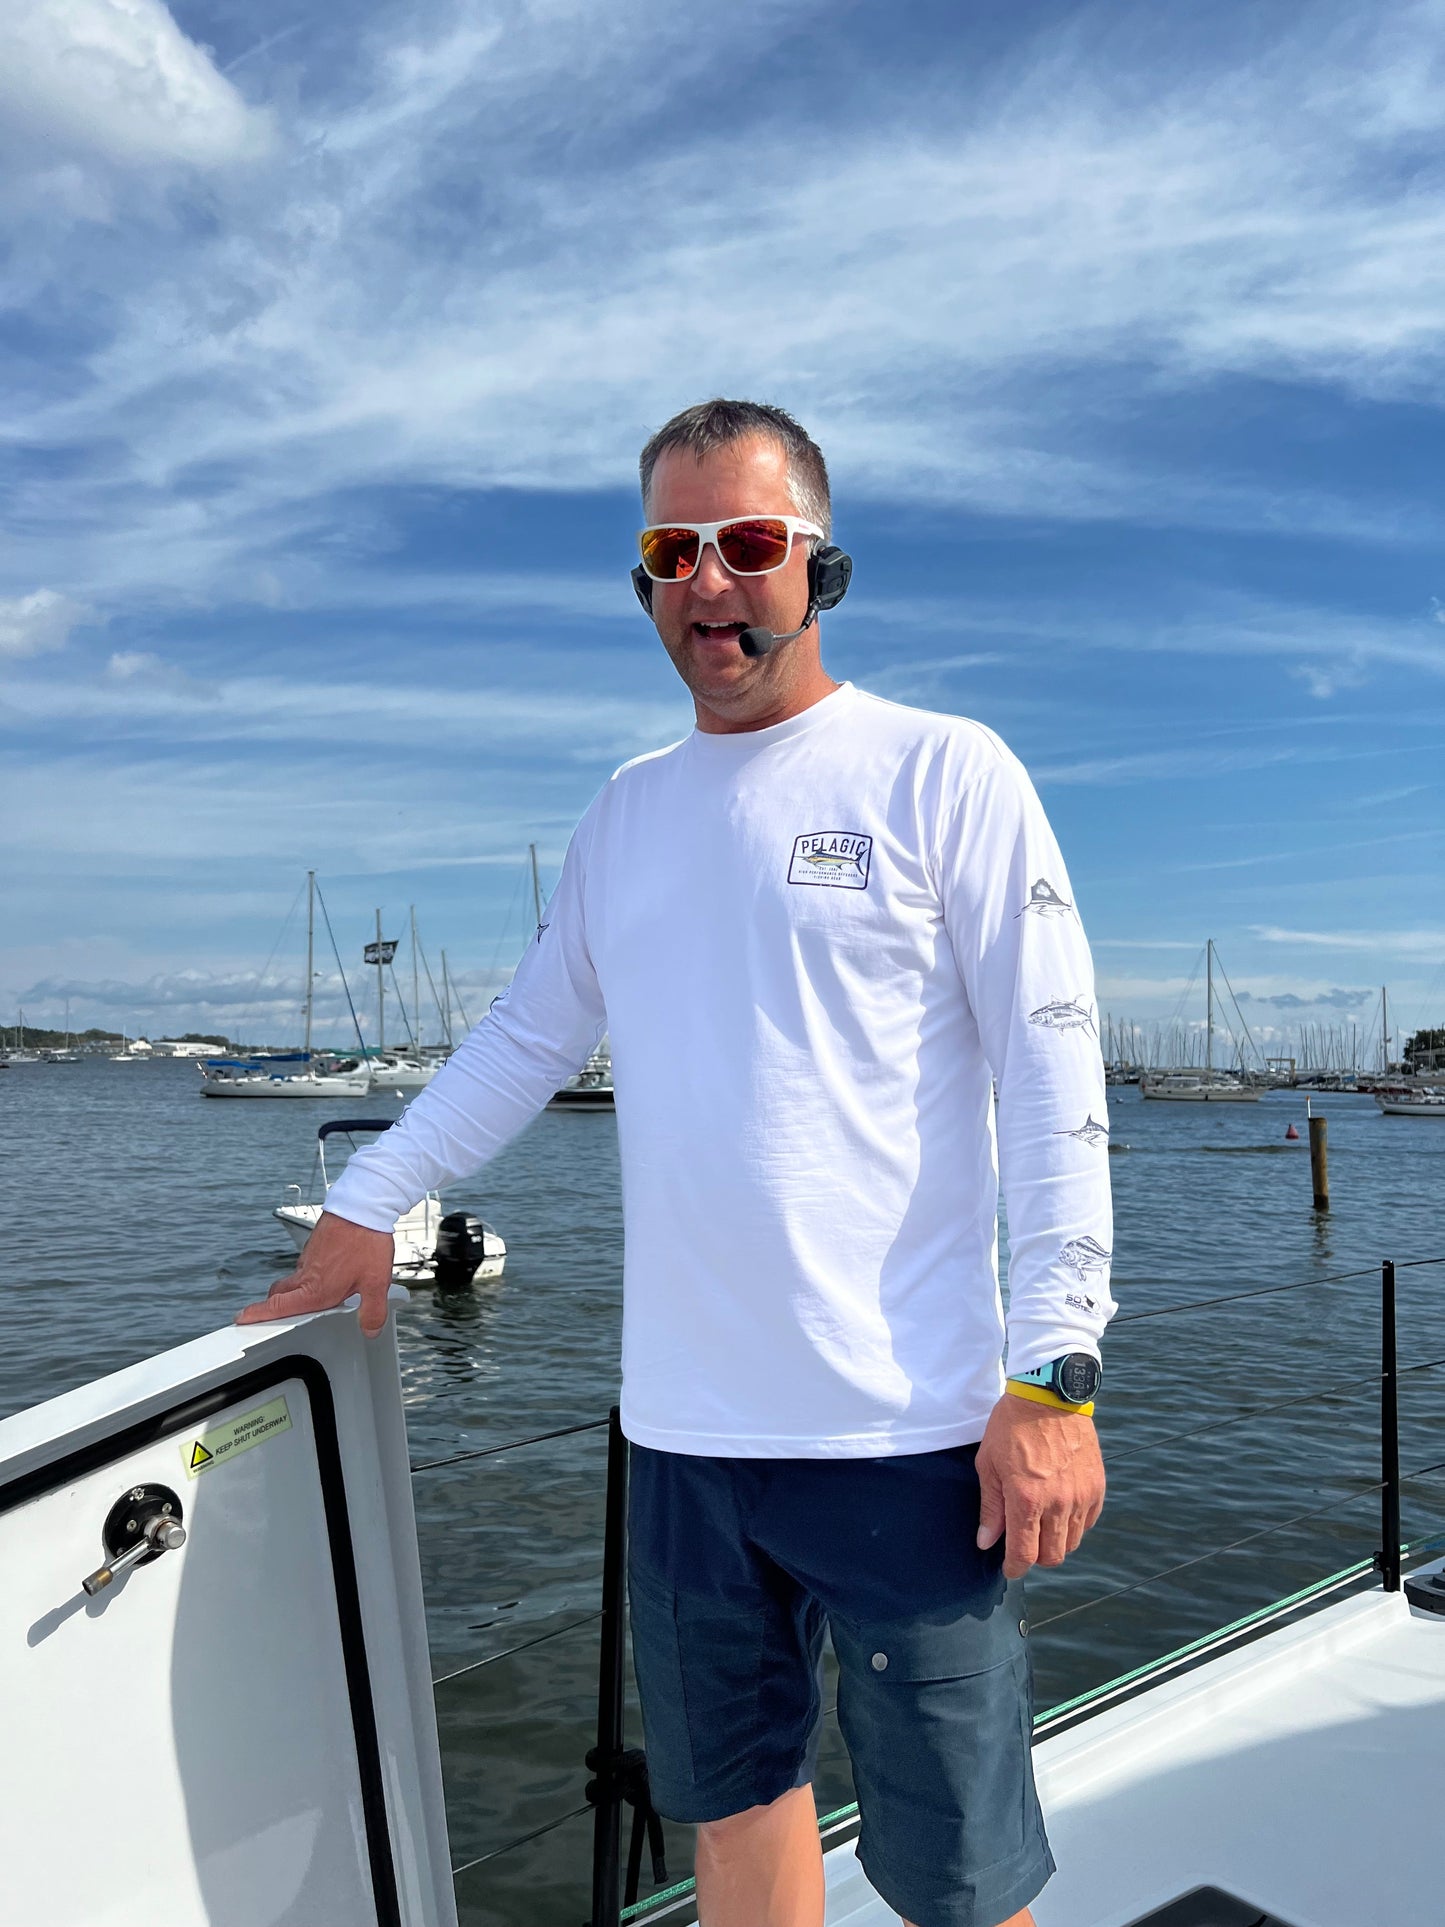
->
xmin=1016 ymin=878 xmax=1074 ymax=919
xmin=1054 ymin=1115 xmax=1110 ymax=1148
xmin=1028 ymin=996 xmax=1097 ymax=1037
xmin=1060 ymin=1235 xmax=1112 ymax=1282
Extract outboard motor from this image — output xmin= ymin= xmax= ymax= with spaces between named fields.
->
xmin=433 ymin=1212 xmax=490 ymax=1290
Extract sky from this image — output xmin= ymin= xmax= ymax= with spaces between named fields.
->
xmin=2 ymin=0 xmax=1443 ymax=1057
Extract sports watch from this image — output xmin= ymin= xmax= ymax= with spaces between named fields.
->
xmin=1007 ymin=1353 xmax=1102 ymax=1410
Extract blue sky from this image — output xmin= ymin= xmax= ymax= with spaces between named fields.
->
xmin=2 ymin=0 xmax=1443 ymax=1055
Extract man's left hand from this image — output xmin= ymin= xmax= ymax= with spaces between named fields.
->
xmin=975 ymin=1394 xmax=1105 ymax=1581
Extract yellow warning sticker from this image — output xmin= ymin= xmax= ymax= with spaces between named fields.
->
xmin=181 ymin=1396 xmax=292 ymax=1480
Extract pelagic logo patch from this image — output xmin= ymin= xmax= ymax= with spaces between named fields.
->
xmin=788 ymin=831 xmax=872 ymax=889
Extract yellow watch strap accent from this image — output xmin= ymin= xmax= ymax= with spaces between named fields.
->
xmin=1006 ymin=1378 xmax=1095 ymax=1417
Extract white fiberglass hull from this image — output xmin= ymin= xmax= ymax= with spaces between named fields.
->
xmin=1376 ymin=1093 xmax=1445 ymax=1116
xmin=202 ymin=1073 xmax=374 ymax=1099
xmin=274 ymin=1201 xmax=506 ymax=1285
xmin=368 ymin=1059 xmax=442 ymax=1093
xmin=1139 ymin=1082 xmax=1261 ymax=1102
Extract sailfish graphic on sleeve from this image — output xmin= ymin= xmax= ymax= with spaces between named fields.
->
xmin=1016 ymin=879 xmax=1074 ymax=919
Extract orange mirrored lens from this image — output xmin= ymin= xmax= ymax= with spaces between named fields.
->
xmin=717 ymin=519 xmax=791 ymax=573
xmin=639 ymin=527 xmax=701 ymax=580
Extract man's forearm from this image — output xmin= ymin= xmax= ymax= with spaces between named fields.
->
xmin=325 ymin=1000 xmax=603 ymax=1228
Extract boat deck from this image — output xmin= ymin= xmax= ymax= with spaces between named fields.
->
xmin=815 ymin=1571 xmax=1445 ymax=1926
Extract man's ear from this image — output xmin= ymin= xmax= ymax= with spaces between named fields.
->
xmin=631 ymin=565 xmax=654 ymax=615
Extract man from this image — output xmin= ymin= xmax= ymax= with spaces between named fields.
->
xmin=239 ymin=399 xmax=1113 ymax=1927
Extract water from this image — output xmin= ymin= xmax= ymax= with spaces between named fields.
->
xmin=3 ymin=1059 xmax=1444 ymax=1924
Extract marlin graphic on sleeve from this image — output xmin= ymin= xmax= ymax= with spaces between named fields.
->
xmin=1028 ymin=996 xmax=1097 ymax=1037
xmin=1060 ymin=1235 xmax=1112 ymax=1281
xmin=1054 ymin=1115 xmax=1109 ymax=1148
xmin=1016 ymin=878 xmax=1074 ymax=918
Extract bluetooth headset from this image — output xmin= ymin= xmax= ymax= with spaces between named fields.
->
xmin=631 ymin=541 xmax=853 ymax=658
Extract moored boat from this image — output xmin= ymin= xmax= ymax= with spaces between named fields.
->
xmin=1140 ymin=1071 xmax=1262 ymax=1103
xmin=547 ymin=1042 xmax=616 ymax=1111
xmin=200 ymin=1055 xmax=373 ymax=1099
xmin=274 ymin=1117 xmax=505 ymax=1284
xmin=1375 ymin=1087 xmax=1445 ymax=1117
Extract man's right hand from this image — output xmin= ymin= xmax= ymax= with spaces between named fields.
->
xmin=236 ymin=1212 xmax=396 ymax=1339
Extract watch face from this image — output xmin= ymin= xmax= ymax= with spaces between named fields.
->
xmin=1057 ymin=1353 xmax=1102 ymax=1403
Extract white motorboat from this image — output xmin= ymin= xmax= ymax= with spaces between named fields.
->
xmin=367 ymin=1053 xmax=443 ymax=1094
xmin=274 ymin=1117 xmax=505 ymax=1285
xmin=548 ymin=1042 xmax=616 ymax=1111
xmin=1376 ymin=1087 xmax=1445 ymax=1117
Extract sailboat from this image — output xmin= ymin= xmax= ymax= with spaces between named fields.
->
xmin=366 ymin=907 xmax=443 ymax=1093
xmin=527 ymin=842 xmax=617 ymax=1113
xmin=1140 ymin=941 xmax=1262 ymax=1102
xmin=42 ymin=999 xmax=83 ymax=1064
xmin=200 ymin=874 xmax=373 ymax=1100
xmin=6 ymin=1009 xmax=39 ymax=1064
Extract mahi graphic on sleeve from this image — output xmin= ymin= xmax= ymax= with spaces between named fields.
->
xmin=1059 ymin=1235 xmax=1112 ymax=1281
xmin=1028 ymin=996 xmax=1097 ymax=1037
xmin=1054 ymin=1115 xmax=1109 ymax=1148
xmin=1016 ymin=878 xmax=1074 ymax=919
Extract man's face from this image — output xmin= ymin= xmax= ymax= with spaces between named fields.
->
xmin=644 ymin=434 xmax=821 ymax=724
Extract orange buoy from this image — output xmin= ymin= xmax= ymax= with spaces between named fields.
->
xmin=1285 ymin=1123 xmax=1300 ymax=1140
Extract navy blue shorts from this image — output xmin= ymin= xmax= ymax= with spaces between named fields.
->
xmin=627 ymin=1443 xmax=1054 ymax=1927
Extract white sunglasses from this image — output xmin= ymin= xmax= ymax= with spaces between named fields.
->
xmin=636 ymin=516 xmax=823 ymax=582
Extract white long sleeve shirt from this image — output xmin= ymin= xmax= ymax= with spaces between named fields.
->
xmin=326 ymin=683 xmax=1114 ymax=1456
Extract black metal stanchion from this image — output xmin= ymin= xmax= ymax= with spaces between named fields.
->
xmin=584 ymin=1408 xmax=667 ymax=1926
xmin=1380 ymin=1259 xmax=1402 ymax=1593
xmin=586 ymin=1407 xmax=629 ymax=1927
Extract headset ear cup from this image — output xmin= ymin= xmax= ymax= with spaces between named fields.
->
xmin=631 ymin=564 xmax=655 ymax=615
xmin=807 ymin=545 xmax=853 ymax=613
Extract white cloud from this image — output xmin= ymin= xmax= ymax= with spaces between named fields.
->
xmin=104 ymin=649 xmax=221 ymax=699
xmin=1251 ymin=924 xmax=1445 ymax=955
xmin=12 ymin=1 xmax=1445 ymax=612
xmin=0 ymin=590 xmax=92 ymax=658
xmin=1 ymin=661 xmax=688 ymax=761
xmin=0 ymin=0 xmax=271 ymax=176
xmin=1290 ymin=659 xmax=1369 ymax=700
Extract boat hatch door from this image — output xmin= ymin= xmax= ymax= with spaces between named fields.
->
xmin=0 ymin=1306 xmax=457 ymax=1927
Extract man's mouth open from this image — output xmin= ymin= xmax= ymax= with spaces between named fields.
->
xmin=692 ymin=620 xmax=748 ymax=643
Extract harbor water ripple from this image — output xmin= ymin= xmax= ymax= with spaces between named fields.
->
xmin=3 ymin=1059 xmax=1444 ymax=1924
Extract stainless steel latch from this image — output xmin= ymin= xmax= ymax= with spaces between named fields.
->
xmin=81 ymin=1483 xmax=187 ymax=1596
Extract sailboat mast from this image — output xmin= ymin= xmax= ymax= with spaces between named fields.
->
xmin=304 ymin=870 xmax=315 ymax=1060
xmin=1206 ymin=940 xmax=1213 ymax=1079
xmin=375 ymin=909 xmax=385 ymax=1057
xmin=441 ymin=950 xmax=453 ymax=1049
xmin=411 ymin=906 xmax=420 ymax=1054
xmin=1381 ymin=985 xmax=1389 ymax=1075
xmin=529 ymin=843 xmax=543 ymax=927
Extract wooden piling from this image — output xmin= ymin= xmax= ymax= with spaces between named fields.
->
xmin=1308 ymin=1113 xmax=1330 ymax=1211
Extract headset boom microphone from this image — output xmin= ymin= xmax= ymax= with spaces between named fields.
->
xmin=737 ymin=614 xmax=814 ymax=658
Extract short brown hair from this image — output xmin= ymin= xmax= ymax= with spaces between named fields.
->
xmin=639 ymin=399 xmax=832 ymax=538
